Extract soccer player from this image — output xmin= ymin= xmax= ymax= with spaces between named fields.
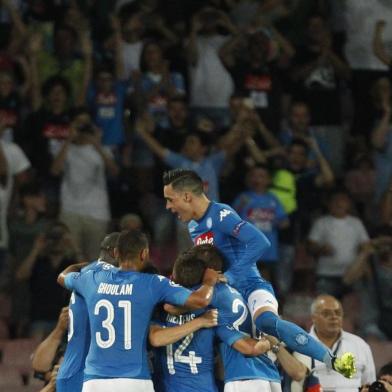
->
xmin=56 ymin=232 xmax=121 ymax=392
xmin=155 ymin=250 xmax=279 ymax=392
xmin=57 ymin=229 xmax=221 ymax=392
xmin=163 ymin=169 xmax=355 ymax=378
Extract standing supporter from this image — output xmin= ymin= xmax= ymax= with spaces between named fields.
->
xmin=57 ymin=229 xmax=221 ymax=392
xmin=220 ymin=27 xmax=293 ymax=133
xmin=25 ymin=76 xmax=72 ymax=182
xmin=370 ymin=77 xmax=392 ymax=201
xmin=131 ymin=40 xmax=185 ymax=127
xmin=51 ymin=108 xmax=118 ymax=261
xmin=344 ymin=227 xmax=392 ymax=340
xmin=233 ymin=164 xmax=289 ymax=294
xmin=16 ymin=222 xmax=77 ymax=340
xmin=186 ymin=7 xmax=237 ymax=127
xmin=292 ymin=295 xmax=376 ymax=392
xmin=163 ymin=169 xmax=356 ymax=378
xmin=0 ymin=116 xmax=30 ymax=287
xmin=290 ymin=14 xmax=350 ymax=173
xmin=9 ymin=181 xmax=48 ymax=337
xmin=308 ymin=190 xmax=369 ymax=298
xmin=84 ymin=18 xmax=128 ymax=151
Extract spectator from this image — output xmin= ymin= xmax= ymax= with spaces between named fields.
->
xmin=221 ymin=26 xmax=294 ymax=133
xmin=0 ymin=115 xmax=30 ymax=287
xmin=84 ymin=20 xmax=128 ymax=151
xmin=232 ymin=164 xmax=289 ymax=294
xmin=15 ymin=222 xmax=77 ymax=340
xmin=292 ymin=295 xmax=376 ymax=392
xmin=8 ymin=181 xmax=49 ymax=337
xmin=51 ymin=108 xmax=118 ymax=261
xmin=344 ymin=226 xmax=392 ymax=340
xmin=370 ymin=77 xmax=392 ymax=202
xmin=119 ymin=213 xmax=143 ymax=231
xmin=25 ymin=76 xmax=72 ymax=181
xmin=291 ymin=14 xmax=350 ymax=174
xmin=187 ymin=7 xmax=237 ymax=127
xmin=380 ymin=179 xmax=392 ymax=227
xmin=279 ymin=101 xmax=331 ymax=168
xmin=344 ymin=0 xmax=392 ymax=135
xmin=308 ymin=190 xmax=369 ymax=298
xmin=131 ymin=40 xmax=185 ymax=127
xmin=361 ymin=361 xmax=392 ymax=392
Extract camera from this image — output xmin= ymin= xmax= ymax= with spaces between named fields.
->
xmin=369 ymin=381 xmax=387 ymax=392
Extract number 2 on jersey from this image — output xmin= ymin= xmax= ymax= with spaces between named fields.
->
xmin=94 ymin=299 xmax=132 ymax=349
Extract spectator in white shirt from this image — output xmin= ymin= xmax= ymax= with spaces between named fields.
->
xmin=0 ymin=116 xmax=31 ymax=287
xmin=186 ymin=7 xmax=237 ymax=128
xmin=292 ymin=295 xmax=376 ymax=392
xmin=308 ymin=190 xmax=369 ymax=298
xmin=51 ymin=108 xmax=119 ymax=261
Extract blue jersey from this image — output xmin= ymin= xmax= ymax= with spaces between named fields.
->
xmin=233 ymin=191 xmax=287 ymax=262
xmin=153 ymin=309 xmax=218 ymax=392
xmin=57 ymin=261 xmax=113 ymax=391
xmin=188 ymin=201 xmax=273 ymax=300
xmin=64 ymin=268 xmax=192 ymax=380
xmin=212 ymin=284 xmax=280 ymax=383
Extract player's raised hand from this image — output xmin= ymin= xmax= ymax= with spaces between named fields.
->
xmin=199 ymin=309 xmax=218 ymax=328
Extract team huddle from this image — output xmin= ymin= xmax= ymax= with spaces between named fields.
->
xmin=55 ymin=169 xmax=356 ymax=392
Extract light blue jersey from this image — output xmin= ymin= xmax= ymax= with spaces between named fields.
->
xmin=188 ymin=201 xmax=273 ymax=301
xmin=212 ymin=284 xmax=280 ymax=384
xmin=57 ymin=261 xmax=113 ymax=392
xmin=153 ymin=309 xmax=218 ymax=392
xmin=64 ymin=268 xmax=192 ymax=380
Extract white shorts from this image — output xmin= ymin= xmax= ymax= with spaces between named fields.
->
xmin=225 ymin=379 xmax=282 ymax=392
xmin=82 ymin=378 xmax=154 ymax=392
xmin=247 ymin=289 xmax=279 ymax=319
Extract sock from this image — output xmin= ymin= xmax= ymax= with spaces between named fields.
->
xmin=255 ymin=311 xmax=333 ymax=366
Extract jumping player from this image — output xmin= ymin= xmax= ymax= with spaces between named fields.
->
xmin=163 ymin=169 xmax=355 ymax=378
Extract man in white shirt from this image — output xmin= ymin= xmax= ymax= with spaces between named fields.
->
xmin=51 ymin=108 xmax=118 ymax=261
xmin=186 ymin=7 xmax=236 ymax=127
xmin=292 ymin=295 xmax=376 ymax=392
xmin=308 ymin=190 xmax=369 ymax=298
xmin=0 ymin=122 xmax=31 ymax=286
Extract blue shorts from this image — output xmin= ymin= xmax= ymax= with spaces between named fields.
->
xmin=56 ymin=370 xmax=84 ymax=392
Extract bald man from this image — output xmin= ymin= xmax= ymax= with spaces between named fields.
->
xmin=292 ymin=295 xmax=376 ymax=392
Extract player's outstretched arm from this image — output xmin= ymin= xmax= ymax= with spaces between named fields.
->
xmin=232 ymin=336 xmax=271 ymax=357
xmin=57 ymin=262 xmax=88 ymax=287
xmin=149 ymin=309 xmax=218 ymax=347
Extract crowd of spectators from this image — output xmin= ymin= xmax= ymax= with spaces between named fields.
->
xmin=0 ymin=0 xmax=392 ymax=346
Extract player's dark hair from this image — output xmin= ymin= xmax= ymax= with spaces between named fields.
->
xmin=162 ymin=169 xmax=204 ymax=195
xmin=378 ymin=361 xmax=392 ymax=378
xmin=187 ymin=244 xmax=224 ymax=271
xmin=173 ymin=252 xmax=206 ymax=288
xmin=117 ymin=230 xmax=148 ymax=261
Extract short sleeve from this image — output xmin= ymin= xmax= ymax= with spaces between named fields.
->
xmin=355 ymin=219 xmax=369 ymax=244
xmin=216 ymin=324 xmax=245 ymax=346
xmin=152 ymin=275 xmax=192 ymax=306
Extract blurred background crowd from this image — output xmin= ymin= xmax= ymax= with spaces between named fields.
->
xmin=0 ymin=0 xmax=391 ymax=362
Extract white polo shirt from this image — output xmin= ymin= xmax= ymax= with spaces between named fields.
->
xmin=293 ymin=327 xmax=376 ymax=392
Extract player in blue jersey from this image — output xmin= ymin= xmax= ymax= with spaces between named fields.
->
xmin=163 ymin=169 xmax=355 ymax=379
xmin=56 ymin=232 xmax=120 ymax=392
xmin=57 ymin=229 xmax=221 ymax=392
xmin=187 ymin=244 xmax=309 ymax=392
xmin=158 ymin=251 xmax=280 ymax=392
